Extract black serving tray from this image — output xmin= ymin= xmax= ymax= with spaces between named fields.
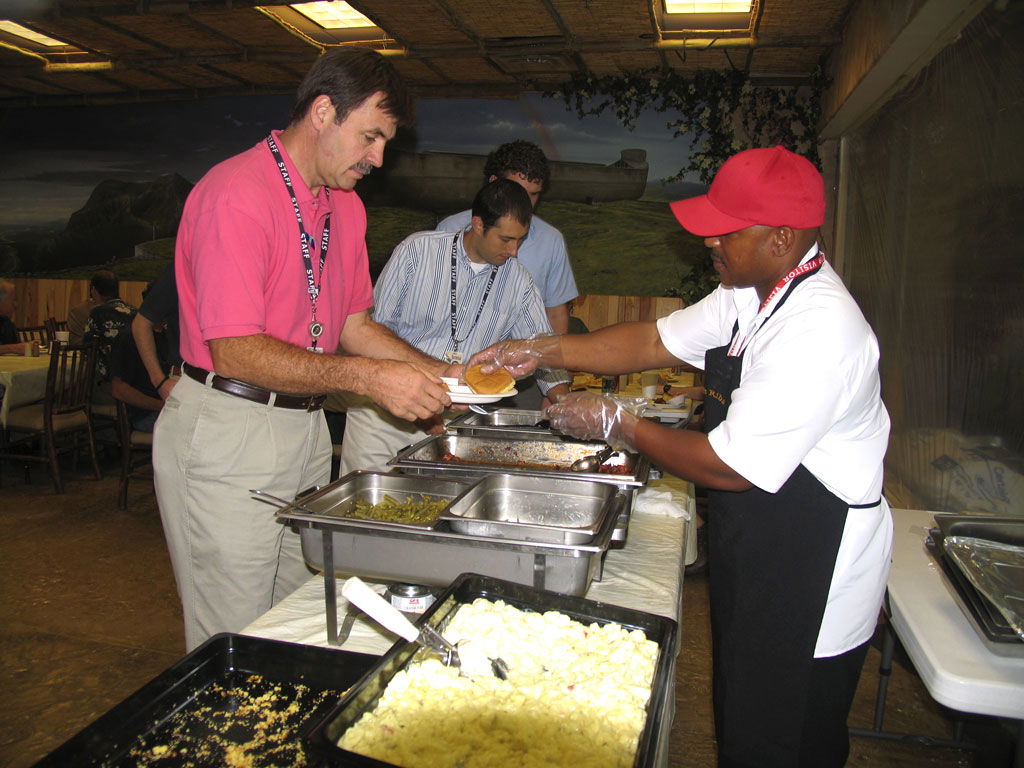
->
xmin=304 ymin=572 xmax=678 ymax=768
xmin=32 ymin=633 xmax=376 ymax=767
xmin=927 ymin=514 xmax=1024 ymax=645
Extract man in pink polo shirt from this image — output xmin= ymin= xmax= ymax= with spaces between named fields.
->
xmin=154 ymin=49 xmax=456 ymax=651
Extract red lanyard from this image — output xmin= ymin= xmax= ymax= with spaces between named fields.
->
xmin=727 ymin=254 xmax=825 ymax=357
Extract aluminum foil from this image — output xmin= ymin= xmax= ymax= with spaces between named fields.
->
xmin=944 ymin=535 xmax=1024 ymax=640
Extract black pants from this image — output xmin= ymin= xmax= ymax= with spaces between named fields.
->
xmin=718 ymin=639 xmax=871 ymax=768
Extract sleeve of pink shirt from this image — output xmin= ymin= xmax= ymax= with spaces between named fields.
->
xmin=186 ymin=199 xmax=275 ymax=342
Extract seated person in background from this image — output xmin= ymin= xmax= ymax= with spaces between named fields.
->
xmin=67 ymin=269 xmax=113 ymax=345
xmin=0 ymin=279 xmax=25 ymax=354
xmin=340 ymin=179 xmax=570 ymax=474
xmin=132 ymin=264 xmax=181 ymax=400
xmin=110 ymin=316 xmax=168 ymax=432
xmin=83 ymin=270 xmax=136 ymax=384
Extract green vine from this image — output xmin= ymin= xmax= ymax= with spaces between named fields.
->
xmin=544 ymin=68 xmax=824 ymax=184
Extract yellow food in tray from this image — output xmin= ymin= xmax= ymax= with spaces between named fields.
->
xmin=339 ymin=598 xmax=659 ymax=768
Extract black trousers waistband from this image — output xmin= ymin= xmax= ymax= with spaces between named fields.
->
xmin=183 ymin=362 xmax=326 ymax=411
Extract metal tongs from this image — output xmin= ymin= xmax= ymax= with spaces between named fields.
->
xmin=341 ymin=576 xmax=508 ymax=680
xmin=249 ymin=489 xmax=318 ymax=514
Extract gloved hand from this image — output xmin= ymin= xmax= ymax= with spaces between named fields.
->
xmin=467 ymin=334 xmax=563 ymax=379
xmin=546 ymin=391 xmax=645 ymax=451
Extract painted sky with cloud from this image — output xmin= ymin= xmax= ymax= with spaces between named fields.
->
xmin=1 ymin=91 xmax=694 ymax=227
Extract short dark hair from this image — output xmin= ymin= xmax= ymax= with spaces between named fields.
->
xmin=471 ymin=178 xmax=533 ymax=231
xmin=90 ymin=269 xmax=119 ymax=300
xmin=288 ymin=48 xmax=414 ymax=128
xmin=484 ymin=140 xmax=549 ymax=187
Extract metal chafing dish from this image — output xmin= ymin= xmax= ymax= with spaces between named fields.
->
xmin=275 ymin=471 xmax=625 ymax=642
xmin=446 ymin=408 xmax=555 ymax=438
xmin=440 ymin=473 xmax=619 ymax=545
xmin=388 ymin=432 xmax=650 ymax=543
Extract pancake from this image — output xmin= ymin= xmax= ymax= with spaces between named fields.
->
xmin=464 ymin=364 xmax=515 ymax=395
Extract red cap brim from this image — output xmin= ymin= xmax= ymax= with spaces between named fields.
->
xmin=669 ymin=195 xmax=756 ymax=237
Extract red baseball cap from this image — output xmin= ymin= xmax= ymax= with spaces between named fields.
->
xmin=670 ymin=145 xmax=824 ymax=236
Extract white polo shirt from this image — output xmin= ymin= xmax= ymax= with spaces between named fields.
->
xmin=657 ymin=248 xmax=893 ymax=656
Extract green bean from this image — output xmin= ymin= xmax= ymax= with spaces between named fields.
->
xmin=347 ymin=494 xmax=448 ymax=524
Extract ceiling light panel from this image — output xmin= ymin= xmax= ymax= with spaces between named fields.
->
xmin=291 ymin=2 xmax=374 ymax=29
xmin=665 ymin=2 xmax=752 ymax=12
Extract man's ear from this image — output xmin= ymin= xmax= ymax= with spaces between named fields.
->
xmin=310 ymin=94 xmax=334 ymax=131
xmin=773 ymin=226 xmax=795 ymax=256
xmin=470 ymin=215 xmax=485 ymax=236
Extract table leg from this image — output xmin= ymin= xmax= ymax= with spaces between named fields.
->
xmin=322 ymin=529 xmax=338 ymax=645
xmin=850 ymin=613 xmax=977 ymax=752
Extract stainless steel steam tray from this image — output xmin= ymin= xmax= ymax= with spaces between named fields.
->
xmin=275 ymin=470 xmax=471 ymax=532
xmin=388 ymin=432 xmax=650 ymax=488
xmin=439 ymin=473 xmax=619 ymax=544
xmin=275 ymin=471 xmax=625 ymax=620
xmin=446 ymin=408 xmax=557 ymax=438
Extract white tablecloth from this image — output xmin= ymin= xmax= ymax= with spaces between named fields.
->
xmin=0 ymin=354 xmax=51 ymax=427
xmin=888 ymin=508 xmax=1024 ymax=720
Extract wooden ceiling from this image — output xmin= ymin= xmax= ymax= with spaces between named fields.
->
xmin=0 ymin=0 xmax=855 ymax=108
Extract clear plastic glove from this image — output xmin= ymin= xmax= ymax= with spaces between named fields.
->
xmin=467 ymin=334 xmax=563 ymax=379
xmin=546 ymin=391 xmax=646 ymax=451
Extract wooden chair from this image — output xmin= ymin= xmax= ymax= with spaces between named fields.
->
xmin=0 ymin=340 xmax=102 ymax=493
xmin=16 ymin=326 xmax=47 ymax=344
xmin=44 ymin=317 xmax=68 ymax=345
xmin=115 ymin=399 xmax=153 ymax=510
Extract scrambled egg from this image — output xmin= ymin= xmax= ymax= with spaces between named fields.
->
xmin=339 ymin=598 xmax=659 ymax=768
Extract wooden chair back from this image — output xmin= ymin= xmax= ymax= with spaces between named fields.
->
xmin=17 ymin=326 xmax=46 ymax=343
xmin=45 ymin=340 xmax=98 ymax=419
xmin=44 ymin=317 xmax=68 ymax=344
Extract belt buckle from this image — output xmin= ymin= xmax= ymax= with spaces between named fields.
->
xmin=305 ymin=395 xmax=319 ymax=412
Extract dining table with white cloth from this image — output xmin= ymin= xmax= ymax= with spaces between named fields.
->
xmin=0 ymin=353 xmax=51 ymax=427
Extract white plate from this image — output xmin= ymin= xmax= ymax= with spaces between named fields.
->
xmin=441 ymin=377 xmax=518 ymax=404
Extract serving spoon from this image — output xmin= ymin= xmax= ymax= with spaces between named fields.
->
xmin=570 ymin=445 xmax=616 ymax=473
xmin=341 ymin=576 xmax=508 ymax=680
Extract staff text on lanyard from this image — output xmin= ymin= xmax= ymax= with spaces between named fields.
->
xmin=447 ymin=234 xmax=497 ymax=364
xmin=267 ymin=134 xmax=330 ymax=353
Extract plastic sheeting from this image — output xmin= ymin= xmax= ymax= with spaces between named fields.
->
xmin=839 ymin=3 xmax=1024 ymax=514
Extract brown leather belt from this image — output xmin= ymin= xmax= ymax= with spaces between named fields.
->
xmin=183 ymin=362 xmax=327 ymax=411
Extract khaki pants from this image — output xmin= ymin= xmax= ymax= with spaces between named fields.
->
xmin=339 ymin=395 xmax=430 ymax=475
xmin=153 ymin=374 xmax=330 ymax=651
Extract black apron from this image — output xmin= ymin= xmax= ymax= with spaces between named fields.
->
xmin=703 ymin=270 xmax=852 ymax=768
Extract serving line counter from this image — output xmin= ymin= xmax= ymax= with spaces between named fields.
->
xmin=243 ymin=476 xmax=693 ymax=767
xmin=853 ymin=508 xmax=1024 ymax=765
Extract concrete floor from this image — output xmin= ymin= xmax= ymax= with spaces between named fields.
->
xmin=0 ymin=456 xmax=1015 ymax=767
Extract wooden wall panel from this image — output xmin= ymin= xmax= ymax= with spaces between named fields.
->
xmin=570 ymin=293 xmax=685 ymax=332
xmin=5 ymin=279 xmax=685 ymax=334
xmin=6 ymin=278 xmax=146 ymax=326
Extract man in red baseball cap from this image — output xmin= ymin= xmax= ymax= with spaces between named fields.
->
xmin=471 ymin=145 xmax=892 ymax=768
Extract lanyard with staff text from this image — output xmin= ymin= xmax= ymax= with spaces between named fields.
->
xmin=448 ymin=234 xmax=497 ymax=364
xmin=728 ymin=253 xmax=825 ymax=357
xmin=267 ymin=134 xmax=330 ymax=353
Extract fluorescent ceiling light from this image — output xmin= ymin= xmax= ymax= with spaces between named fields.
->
xmin=290 ymin=2 xmax=374 ymax=29
xmin=664 ymin=1 xmax=752 ymax=12
xmin=0 ymin=20 xmax=68 ymax=46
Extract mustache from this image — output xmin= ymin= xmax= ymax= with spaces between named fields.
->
xmin=350 ymin=162 xmax=374 ymax=175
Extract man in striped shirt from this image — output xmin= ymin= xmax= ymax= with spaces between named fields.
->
xmin=340 ymin=179 xmax=570 ymax=473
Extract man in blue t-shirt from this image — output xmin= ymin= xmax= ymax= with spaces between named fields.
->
xmin=436 ymin=140 xmax=578 ymax=409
